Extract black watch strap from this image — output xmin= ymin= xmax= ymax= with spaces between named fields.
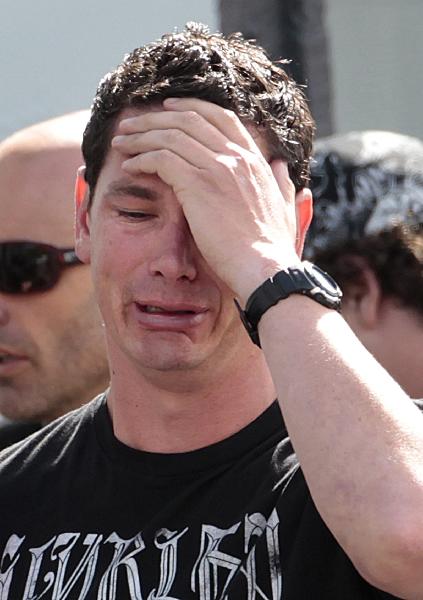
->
xmin=235 ymin=263 xmax=342 ymax=347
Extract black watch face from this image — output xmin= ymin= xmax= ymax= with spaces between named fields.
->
xmin=303 ymin=262 xmax=341 ymax=297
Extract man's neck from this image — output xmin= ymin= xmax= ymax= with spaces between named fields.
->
xmin=106 ymin=345 xmax=276 ymax=453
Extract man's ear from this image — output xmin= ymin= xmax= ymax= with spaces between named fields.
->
xmin=270 ymin=160 xmax=313 ymax=258
xmin=341 ymin=256 xmax=383 ymax=329
xmin=294 ymin=188 xmax=313 ymax=257
xmin=74 ymin=166 xmax=91 ymax=264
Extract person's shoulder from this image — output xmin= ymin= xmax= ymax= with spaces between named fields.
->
xmin=0 ymin=420 xmax=41 ymax=450
xmin=0 ymin=392 xmax=106 ymax=477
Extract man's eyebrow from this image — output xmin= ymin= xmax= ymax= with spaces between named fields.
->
xmin=104 ymin=182 xmax=158 ymax=201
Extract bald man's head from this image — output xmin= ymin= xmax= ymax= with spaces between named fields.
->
xmin=0 ymin=111 xmax=90 ymax=246
xmin=0 ymin=112 xmax=109 ymax=426
xmin=1 ymin=110 xmax=89 ymax=147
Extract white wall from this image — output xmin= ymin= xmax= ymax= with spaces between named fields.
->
xmin=326 ymin=0 xmax=423 ymax=139
xmin=0 ymin=0 xmax=218 ymax=139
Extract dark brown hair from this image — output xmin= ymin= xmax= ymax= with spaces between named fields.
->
xmin=82 ymin=22 xmax=314 ymax=197
xmin=306 ymin=132 xmax=423 ymax=316
xmin=314 ymin=225 xmax=423 ymax=316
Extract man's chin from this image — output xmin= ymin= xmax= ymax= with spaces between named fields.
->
xmin=140 ymin=348 xmax=207 ymax=373
xmin=134 ymin=334 xmax=211 ymax=372
xmin=0 ymin=390 xmax=41 ymax=422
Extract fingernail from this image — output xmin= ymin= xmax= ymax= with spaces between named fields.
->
xmin=112 ymin=136 xmax=124 ymax=145
xmin=164 ymin=97 xmax=180 ymax=105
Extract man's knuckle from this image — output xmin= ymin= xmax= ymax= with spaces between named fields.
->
xmin=223 ymin=109 xmax=238 ymax=125
xmin=161 ymin=128 xmax=184 ymax=148
xmin=185 ymin=111 xmax=202 ymax=126
xmin=159 ymin=148 xmax=172 ymax=161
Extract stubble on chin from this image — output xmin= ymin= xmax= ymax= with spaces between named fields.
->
xmin=0 ymin=377 xmax=44 ymax=422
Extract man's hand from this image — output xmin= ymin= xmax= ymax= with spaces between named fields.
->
xmin=112 ymin=98 xmax=303 ymax=305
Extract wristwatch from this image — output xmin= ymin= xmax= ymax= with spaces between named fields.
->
xmin=235 ymin=261 xmax=342 ymax=347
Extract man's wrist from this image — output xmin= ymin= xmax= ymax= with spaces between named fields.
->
xmin=234 ymin=252 xmax=302 ymax=309
xmin=235 ymin=261 xmax=343 ymax=347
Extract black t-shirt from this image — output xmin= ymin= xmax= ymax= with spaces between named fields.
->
xmin=0 ymin=394 xmax=401 ymax=599
xmin=0 ymin=419 xmax=41 ymax=450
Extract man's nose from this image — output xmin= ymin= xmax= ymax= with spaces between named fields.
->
xmin=148 ymin=219 xmax=198 ymax=282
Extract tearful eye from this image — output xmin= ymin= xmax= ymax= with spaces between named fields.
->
xmin=118 ymin=210 xmax=152 ymax=220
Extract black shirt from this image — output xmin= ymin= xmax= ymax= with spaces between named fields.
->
xmin=0 ymin=419 xmax=40 ymax=450
xmin=0 ymin=394 xmax=403 ymax=599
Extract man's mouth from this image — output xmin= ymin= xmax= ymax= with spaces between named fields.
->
xmin=140 ymin=305 xmax=199 ymax=316
xmin=0 ymin=349 xmax=30 ymax=374
xmin=0 ymin=354 xmax=16 ymax=364
xmin=0 ymin=349 xmax=24 ymax=363
xmin=133 ymin=302 xmax=209 ymax=331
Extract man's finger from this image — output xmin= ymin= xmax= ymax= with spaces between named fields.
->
xmin=112 ymin=128 xmax=218 ymax=170
xmin=163 ymin=97 xmax=261 ymax=154
xmin=118 ymin=109 xmax=234 ymax=155
xmin=121 ymin=148 xmax=198 ymax=196
xmin=270 ymin=159 xmax=296 ymax=205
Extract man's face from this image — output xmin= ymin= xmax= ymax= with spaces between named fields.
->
xmin=77 ymin=108 xmax=254 ymax=378
xmin=0 ymin=143 xmax=108 ymax=422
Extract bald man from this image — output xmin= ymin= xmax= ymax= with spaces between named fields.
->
xmin=0 ymin=112 xmax=109 ymax=448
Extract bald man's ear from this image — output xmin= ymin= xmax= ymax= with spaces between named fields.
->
xmin=74 ymin=166 xmax=91 ymax=264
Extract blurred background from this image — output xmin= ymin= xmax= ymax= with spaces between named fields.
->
xmin=1 ymin=0 xmax=422 ymax=141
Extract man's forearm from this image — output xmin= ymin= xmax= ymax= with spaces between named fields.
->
xmin=259 ymin=294 xmax=423 ymax=598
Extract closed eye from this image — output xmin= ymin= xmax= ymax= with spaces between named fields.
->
xmin=117 ymin=210 xmax=153 ymax=221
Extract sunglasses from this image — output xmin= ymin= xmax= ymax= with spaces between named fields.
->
xmin=0 ymin=241 xmax=83 ymax=294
